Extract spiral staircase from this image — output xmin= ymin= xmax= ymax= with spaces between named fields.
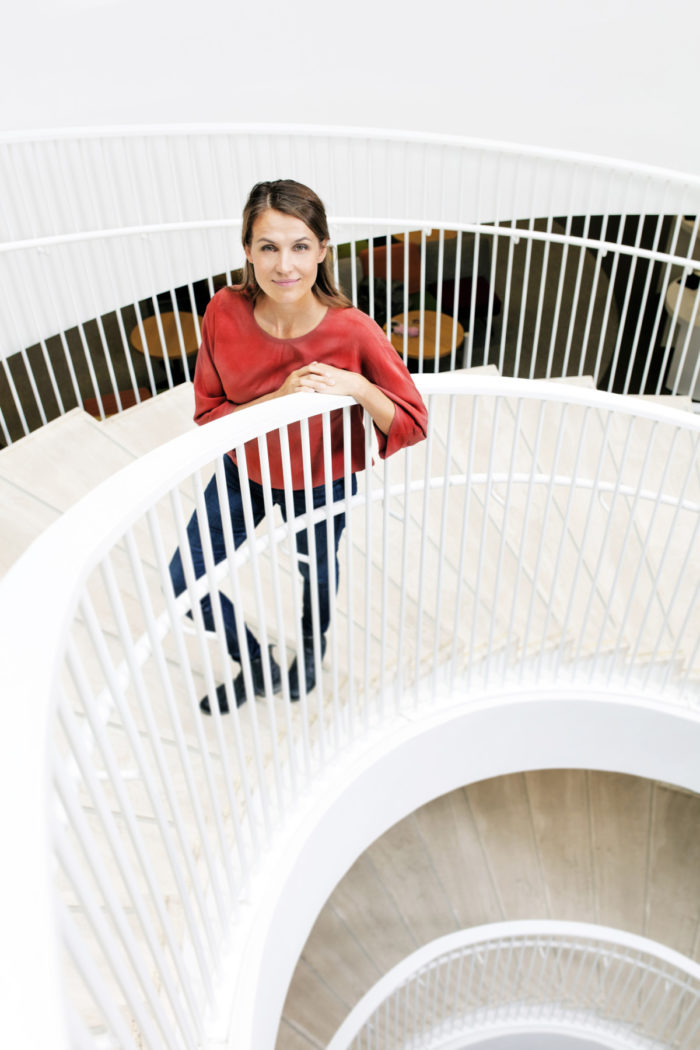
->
xmin=0 ymin=127 xmax=699 ymax=1050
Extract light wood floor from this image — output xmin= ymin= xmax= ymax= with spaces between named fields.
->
xmin=277 ymin=770 xmax=700 ymax=1050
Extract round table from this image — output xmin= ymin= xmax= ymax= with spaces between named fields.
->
xmin=387 ymin=309 xmax=465 ymax=365
xmin=130 ymin=310 xmax=203 ymax=359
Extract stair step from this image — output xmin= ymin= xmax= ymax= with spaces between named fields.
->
xmin=0 ymin=390 xmax=201 ymax=577
xmin=633 ymin=392 xmax=695 ymax=412
xmin=0 ymin=409 xmax=136 ymax=574
xmin=0 ymin=408 xmax=136 ymax=511
xmin=101 ymin=382 xmax=197 ymax=455
xmin=275 ymin=1021 xmax=318 ymax=1050
xmin=279 ymin=957 xmax=350 ymax=1048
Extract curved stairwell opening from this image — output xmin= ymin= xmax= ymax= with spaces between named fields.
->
xmin=279 ymin=771 xmax=700 ymax=1050
xmin=0 ymin=128 xmax=699 ymax=1050
xmin=323 ymin=919 xmax=700 ymax=1050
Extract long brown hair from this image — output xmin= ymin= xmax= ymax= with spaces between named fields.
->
xmin=238 ymin=179 xmax=352 ymax=308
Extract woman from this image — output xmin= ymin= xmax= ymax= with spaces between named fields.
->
xmin=170 ymin=179 xmax=427 ymax=714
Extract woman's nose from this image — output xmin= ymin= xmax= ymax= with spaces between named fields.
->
xmin=276 ymin=249 xmax=294 ymax=272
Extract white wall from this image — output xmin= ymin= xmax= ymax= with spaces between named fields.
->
xmin=3 ymin=0 xmax=697 ymax=174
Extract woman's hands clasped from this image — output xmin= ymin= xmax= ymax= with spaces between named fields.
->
xmin=277 ymin=361 xmax=364 ymax=399
xmin=278 ymin=361 xmax=396 ymax=436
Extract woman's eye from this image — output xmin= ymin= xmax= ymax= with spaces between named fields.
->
xmin=294 ymin=243 xmax=308 ymax=251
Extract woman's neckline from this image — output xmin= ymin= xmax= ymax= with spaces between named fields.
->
xmin=249 ymin=295 xmax=330 ymax=341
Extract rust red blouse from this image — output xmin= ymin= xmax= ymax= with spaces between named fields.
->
xmin=193 ymin=289 xmax=428 ymax=487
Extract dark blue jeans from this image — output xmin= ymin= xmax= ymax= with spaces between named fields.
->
xmin=169 ymin=456 xmax=355 ymax=663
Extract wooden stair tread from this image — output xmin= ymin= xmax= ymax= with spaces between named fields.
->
xmin=0 ymin=408 xmax=136 ymax=512
xmin=101 ymin=382 xmax=197 ymax=455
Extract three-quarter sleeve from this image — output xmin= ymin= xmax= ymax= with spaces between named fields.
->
xmin=192 ymin=303 xmax=235 ymax=426
xmin=357 ymin=319 xmax=428 ymax=458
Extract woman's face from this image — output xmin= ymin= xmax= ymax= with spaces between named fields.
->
xmin=245 ymin=208 xmax=327 ymax=307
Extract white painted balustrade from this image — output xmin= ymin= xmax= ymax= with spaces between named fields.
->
xmin=0 ymin=375 xmax=698 ymax=1049
xmin=2 ymin=126 xmax=700 ymax=444
xmin=326 ymin=921 xmax=700 ymax=1050
xmin=1 ymin=127 xmax=700 ymax=1050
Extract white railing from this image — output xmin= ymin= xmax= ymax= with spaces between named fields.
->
xmin=2 ymin=126 xmax=700 ymax=444
xmin=0 ymin=375 xmax=698 ymax=1049
xmin=1 ymin=126 xmax=700 ymax=1049
xmin=326 ymin=921 xmax=700 ymax=1050
xmin=2 ymin=124 xmax=700 ymax=240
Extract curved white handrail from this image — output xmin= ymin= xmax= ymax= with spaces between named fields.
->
xmin=0 ymin=389 xmax=338 ymax=1050
xmin=1 ymin=122 xmax=700 ymax=1050
xmin=3 ymin=121 xmax=700 ymax=188
xmin=3 ymin=216 xmax=699 ymax=274
xmin=326 ymin=921 xmax=700 ymax=1050
xmin=2 ymin=374 xmax=696 ymax=694
xmin=0 ymin=374 xmax=698 ymax=1050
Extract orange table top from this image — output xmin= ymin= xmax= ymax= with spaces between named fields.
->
xmin=130 ymin=311 xmax=203 ymax=359
xmin=387 ymin=309 xmax=465 ymax=360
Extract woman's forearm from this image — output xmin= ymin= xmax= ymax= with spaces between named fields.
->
xmin=300 ymin=363 xmax=397 ymax=435
xmin=352 ymin=375 xmax=396 ymax=435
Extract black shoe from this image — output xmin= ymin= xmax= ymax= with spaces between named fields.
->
xmin=200 ymin=682 xmax=234 ymax=716
xmin=200 ymin=647 xmax=282 ymax=715
xmin=288 ymin=636 xmax=326 ymax=701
